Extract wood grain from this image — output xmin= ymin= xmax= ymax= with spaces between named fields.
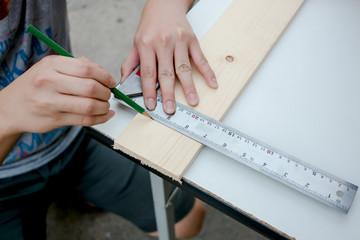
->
xmin=114 ymin=0 xmax=304 ymax=182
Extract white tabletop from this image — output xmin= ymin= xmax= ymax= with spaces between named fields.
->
xmin=94 ymin=0 xmax=360 ymax=239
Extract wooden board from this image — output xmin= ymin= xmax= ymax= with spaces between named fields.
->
xmin=114 ymin=0 xmax=304 ymax=182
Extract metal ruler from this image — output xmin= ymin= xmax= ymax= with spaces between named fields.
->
xmin=115 ymin=70 xmax=358 ymax=214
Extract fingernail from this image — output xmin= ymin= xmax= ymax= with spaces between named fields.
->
xmin=146 ymin=98 xmax=156 ymax=110
xmin=109 ymin=110 xmax=115 ymax=118
xmin=120 ymin=74 xmax=124 ymax=84
xmin=111 ymin=77 xmax=116 ymax=87
xmin=188 ymin=92 xmax=198 ymax=106
xmin=210 ymin=77 xmax=218 ymax=88
xmin=165 ymin=100 xmax=175 ymax=114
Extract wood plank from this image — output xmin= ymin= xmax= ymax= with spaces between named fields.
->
xmin=114 ymin=0 xmax=304 ymax=182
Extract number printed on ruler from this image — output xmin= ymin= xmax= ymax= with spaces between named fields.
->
xmin=126 ymin=94 xmax=358 ymax=214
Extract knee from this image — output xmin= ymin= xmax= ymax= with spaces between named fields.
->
xmin=174 ymin=198 xmax=206 ymax=239
xmin=148 ymin=198 xmax=206 ymax=239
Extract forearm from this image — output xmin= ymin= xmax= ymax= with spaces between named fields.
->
xmin=0 ymin=90 xmax=22 ymax=165
xmin=0 ymin=132 xmax=21 ymax=165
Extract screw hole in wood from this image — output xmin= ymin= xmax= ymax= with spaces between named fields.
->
xmin=226 ymin=55 xmax=234 ymax=62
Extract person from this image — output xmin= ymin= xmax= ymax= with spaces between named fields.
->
xmin=0 ymin=0 xmax=217 ymax=239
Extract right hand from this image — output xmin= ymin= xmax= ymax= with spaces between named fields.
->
xmin=0 ymin=55 xmax=116 ymax=136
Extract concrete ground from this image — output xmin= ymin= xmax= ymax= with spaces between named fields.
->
xmin=46 ymin=1 xmax=269 ymax=239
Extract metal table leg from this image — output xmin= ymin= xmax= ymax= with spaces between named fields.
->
xmin=150 ymin=173 xmax=176 ymax=240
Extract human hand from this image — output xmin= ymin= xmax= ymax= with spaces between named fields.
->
xmin=121 ymin=0 xmax=218 ymax=115
xmin=0 ymin=55 xmax=116 ymax=136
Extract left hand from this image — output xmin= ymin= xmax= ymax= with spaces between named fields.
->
xmin=120 ymin=0 xmax=218 ymax=114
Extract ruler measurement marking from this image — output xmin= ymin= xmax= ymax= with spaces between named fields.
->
xmin=127 ymin=95 xmax=358 ymax=213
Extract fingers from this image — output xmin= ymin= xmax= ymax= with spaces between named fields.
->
xmin=174 ymin=42 xmax=198 ymax=106
xmin=59 ymin=110 xmax=115 ymax=127
xmin=56 ymin=74 xmax=111 ymax=101
xmin=189 ymin=41 xmax=218 ymax=89
xmin=137 ymin=40 xmax=215 ymax=114
xmin=52 ymin=94 xmax=114 ymax=126
xmin=157 ymin=43 xmax=176 ymax=115
xmin=128 ymin=1 xmax=217 ymax=115
xmin=43 ymin=56 xmax=116 ymax=126
xmin=138 ymin=46 xmax=158 ymax=112
xmin=54 ymin=94 xmax=110 ymax=116
xmin=121 ymin=47 xmax=140 ymax=84
xmin=135 ymin=37 xmax=216 ymax=114
xmin=49 ymin=56 xmax=116 ymax=88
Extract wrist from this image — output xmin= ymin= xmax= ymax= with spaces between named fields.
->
xmin=146 ymin=0 xmax=195 ymax=13
xmin=177 ymin=0 xmax=196 ymax=12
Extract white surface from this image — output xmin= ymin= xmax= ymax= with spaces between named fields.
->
xmin=94 ymin=0 xmax=360 ymax=239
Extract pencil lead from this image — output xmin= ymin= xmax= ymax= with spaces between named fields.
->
xmin=142 ymin=111 xmax=152 ymax=119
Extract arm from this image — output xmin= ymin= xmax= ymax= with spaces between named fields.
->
xmin=0 ymin=131 xmax=20 ymax=165
xmin=0 ymin=55 xmax=116 ymax=164
xmin=121 ymin=0 xmax=217 ymax=115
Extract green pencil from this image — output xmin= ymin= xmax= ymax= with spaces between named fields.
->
xmin=27 ymin=25 xmax=150 ymax=118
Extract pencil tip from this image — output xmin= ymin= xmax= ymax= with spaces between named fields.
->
xmin=143 ymin=111 xmax=151 ymax=118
